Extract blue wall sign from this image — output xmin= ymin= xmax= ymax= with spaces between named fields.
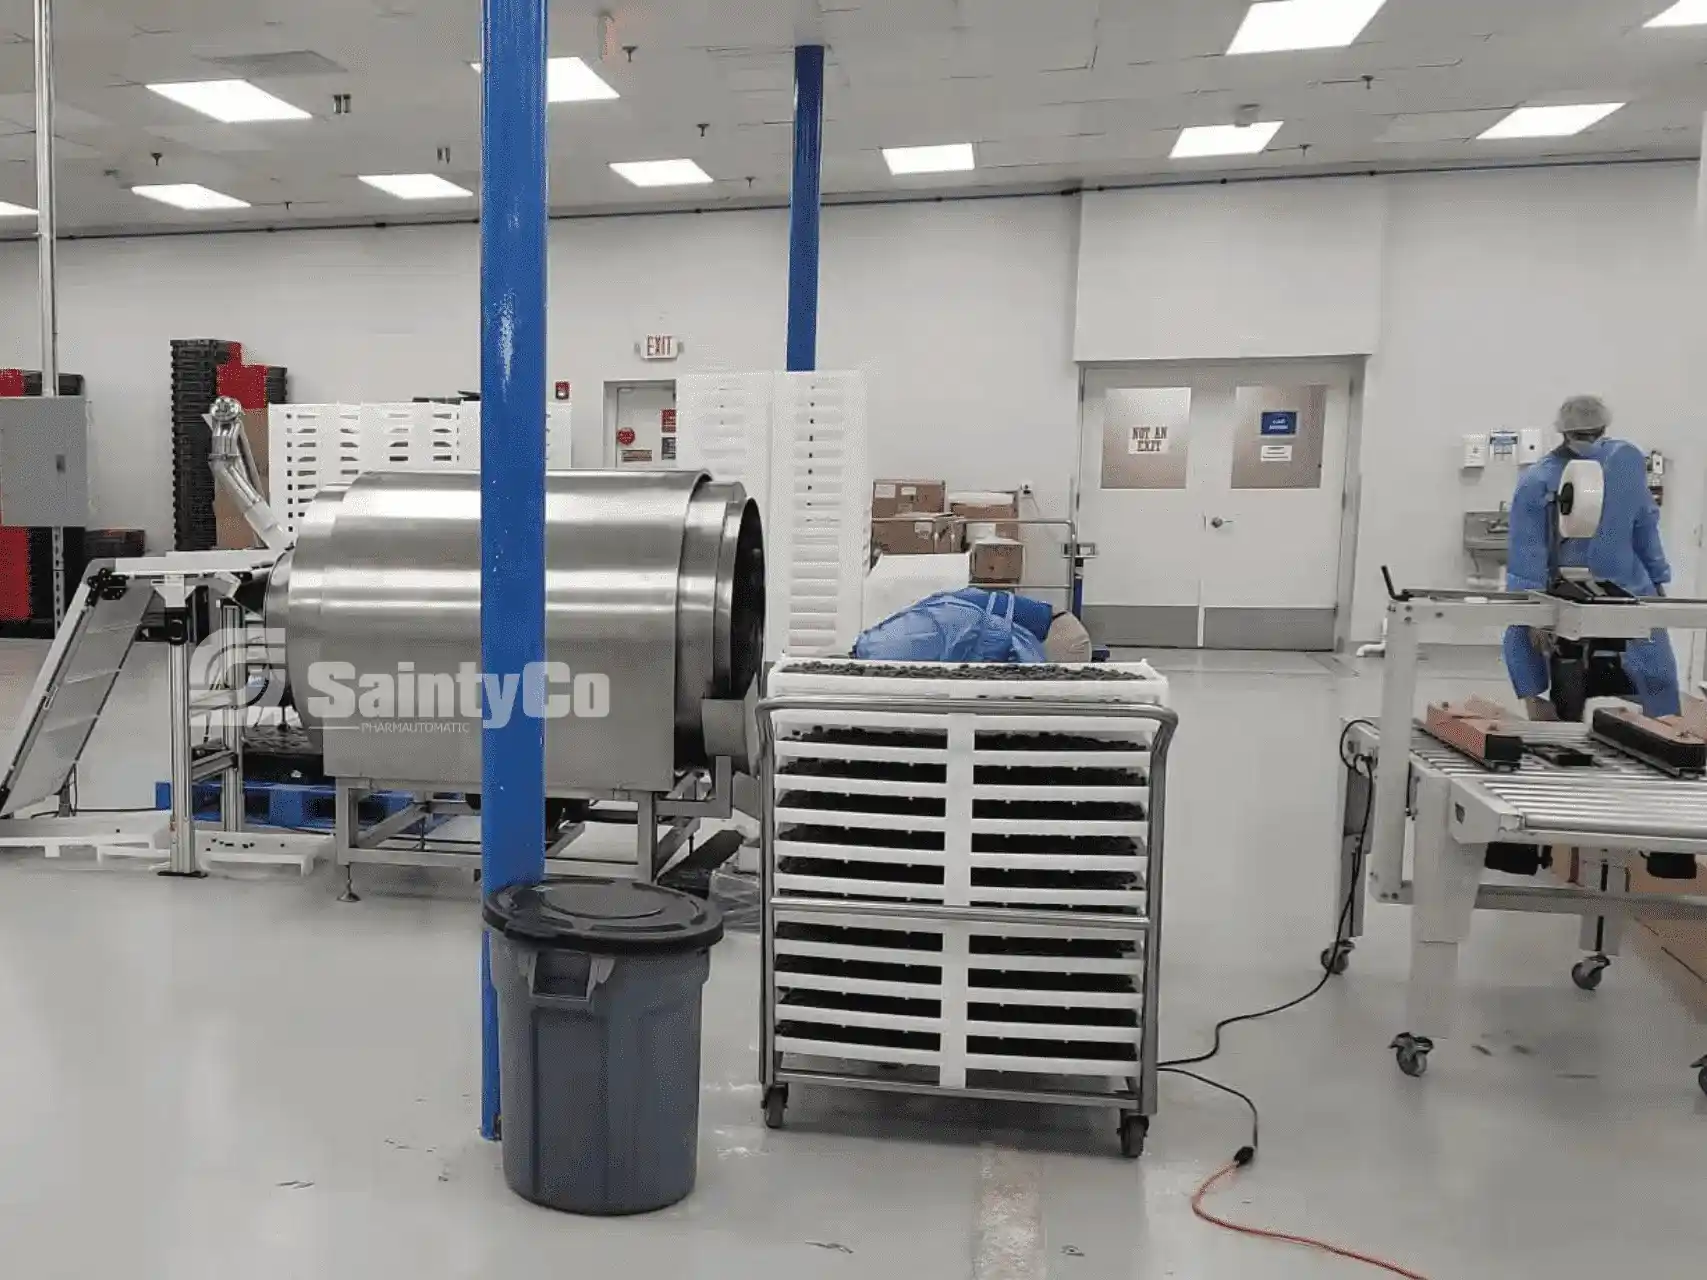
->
xmin=1260 ymin=410 xmax=1299 ymax=437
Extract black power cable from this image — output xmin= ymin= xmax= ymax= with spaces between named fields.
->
xmin=1160 ymin=718 xmax=1376 ymax=1071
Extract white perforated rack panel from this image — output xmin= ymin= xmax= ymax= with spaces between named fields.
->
xmin=269 ymin=401 xmax=573 ymax=536
xmin=271 ymin=404 xmax=362 ymax=537
xmin=677 ymin=371 xmax=870 ymax=661
xmin=763 ymin=657 xmax=1168 ymax=1092
xmin=769 ymin=372 xmax=870 ymax=658
xmin=676 ymin=372 xmax=774 ymax=516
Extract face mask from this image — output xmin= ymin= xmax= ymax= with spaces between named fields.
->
xmin=1563 ymin=434 xmax=1602 ymax=457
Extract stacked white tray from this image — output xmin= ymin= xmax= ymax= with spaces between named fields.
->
xmin=762 ymin=658 xmax=1171 ymax=1108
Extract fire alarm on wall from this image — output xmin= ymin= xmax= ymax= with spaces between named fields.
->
xmin=554 ymin=380 xmax=571 ymax=401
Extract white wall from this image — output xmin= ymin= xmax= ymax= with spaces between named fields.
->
xmin=1076 ymin=178 xmax=1388 ymax=362
xmin=0 ymin=196 xmax=1081 ymax=553
xmin=1070 ymin=163 xmax=1704 ymax=640
xmin=1 ymin=167 xmax=1698 ymax=647
xmin=1358 ymin=164 xmax=1701 ymax=639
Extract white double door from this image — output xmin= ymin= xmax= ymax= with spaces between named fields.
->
xmin=1077 ymin=360 xmax=1356 ymax=651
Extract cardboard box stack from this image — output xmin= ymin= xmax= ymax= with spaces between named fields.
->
xmin=949 ymin=490 xmax=1020 ymax=542
xmin=871 ymin=513 xmax=962 ymax=556
xmin=871 ymin=478 xmax=947 ymax=519
xmin=1552 ymin=694 xmax=1707 ymax=1013
xmin=950 ymin=489 xmax=1024 ymax=586
xmin=871 ymin=478 xmax=961 ymax=558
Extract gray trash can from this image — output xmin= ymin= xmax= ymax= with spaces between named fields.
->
xmin=484 ymin=877 xmax=724 ymax=1215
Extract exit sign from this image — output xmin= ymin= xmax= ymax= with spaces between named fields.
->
xmin=640 ymin=334 xmax=678 ymax=361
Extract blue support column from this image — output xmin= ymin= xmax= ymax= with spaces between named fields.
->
xmin=786 ymin=44 xmax=825 ymax=372
xmin=478 ymin=0 xmax=548 ymax=1141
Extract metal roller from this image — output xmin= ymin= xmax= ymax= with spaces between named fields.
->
xmin=264 ymin=469 xmax=764 ymax=793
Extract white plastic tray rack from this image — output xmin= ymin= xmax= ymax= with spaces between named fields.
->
xmin=756 ymin=658 xmax=1177 ymax=1157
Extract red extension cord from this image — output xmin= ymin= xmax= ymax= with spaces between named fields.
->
xmin=1191 ymin=1154 xmax=1432 ymax=1279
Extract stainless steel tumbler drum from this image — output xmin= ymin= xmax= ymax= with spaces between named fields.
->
xmin=263 ymin=469 xmax=764 ymax=792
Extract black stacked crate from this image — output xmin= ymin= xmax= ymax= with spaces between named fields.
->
xmin=21 ymin=372 xmax=86 ymax=396
xmin=265 ymin=366 xmax=289 ymax=405
xmin=171 ymin=339 xmax=233 ymax=552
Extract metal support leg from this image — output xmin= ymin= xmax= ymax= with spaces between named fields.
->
xmin=1370 ymin=602 xmax=1419 ymax=900
xmin=1569 ymin=849 xmax=1628 ymax=990
xmin=219 ymin=601 xmax=245 ymax=833
xmin=1336 ymin=758 xmax=1371 ymax=938
xmin=637 ymin=791 xmax=659 ymax=883
xmin=1395 ymin=772 xmax=1481 ymax=1073
xmin=1575 ymin=851 xmax=1630 ymax=957
xmin=161 ymin=601 xmax=203 ymax=878
xmin=35 ymin=0 xmax=64 ymax=631
xmin=336 ymin=779 xmax=361 ymax=902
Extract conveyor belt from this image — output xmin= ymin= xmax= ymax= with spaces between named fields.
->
xmin=1396 ymin=722 xmax=1707 ymax=842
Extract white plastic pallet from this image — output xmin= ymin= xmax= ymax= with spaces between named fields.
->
xmin=677 ymin=372 xmax=870 ymax=660
xmin=270 ymin=401 xmax=573 ymax=535
xmin=271 ymin=403 xmax=363 ymax=537
xmin=769 ymin=372 xmax=870 ymax=657
xmin=676 ymin=372 xmax=774 ymax=516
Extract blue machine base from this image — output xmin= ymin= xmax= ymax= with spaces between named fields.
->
xmin=154 ymin=780 xmax=428 ymax=832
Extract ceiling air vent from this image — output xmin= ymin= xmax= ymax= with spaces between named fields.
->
xmin=197 ymin=50 xmax=346 ymax=78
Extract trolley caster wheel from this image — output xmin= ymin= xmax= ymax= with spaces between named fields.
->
xmin=763 ymin=1085 xmax=789 ymax=1131
xmin=1571 ymin=955 xmax=1611 ymax=992
xmin=1320 ymin=941 xmax=1354 ymax=975
xmin=1391 ymin=1033 xmax=1433 ymax=1078
xmin=1693 ymin=1056 xmax=1707 ymax=1098
xmin=1118 ymin=1114 xmax=1149 ymax=1160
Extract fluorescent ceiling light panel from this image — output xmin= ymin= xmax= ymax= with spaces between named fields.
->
xmin=1647 ymin=1 xmax=1707 ymax=27
xmin=882 ymin=142 xmax=976 ymax=174
xmin=1171 ymin=121 xmax=1284 ymax=158
xmin=131 ymin=183 xmax=251 ymax=211
xmin=610 ymin=159 xmax=713 ymax=187
xmin=1227 ymin=0 xmax=1386 ymax=54
xmin=1478 ymin=103 xmax=1625 ymax=140
xmin=0 ymin=201 xmax=35 ymax=217
xmin=469 ymin=56 xmax=619 ymax=102
xmin=359 ymin=173 xmax=473 ymax=200
xmin=146 ymin=79 xmax=310 ymax=123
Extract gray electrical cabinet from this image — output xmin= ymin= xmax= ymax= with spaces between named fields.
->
xmin=0 ymin=396 xmax=89 ymax=527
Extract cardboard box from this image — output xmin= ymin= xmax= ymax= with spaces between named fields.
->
xmin=872 ymin=514 xmax=962 ymax=556
xmin=1545 ymin=698 xmax=1707 ymax=1011
xmin=215 ymin=408 xmax=271 ymax=550
xmin=969 ymin=536 xmax=1024 ymax=584
xmin=949 ymin=490 xmax=1020 ymax=544
xmin=872 ymin=478 xmax=946 ymax=519
xmin=1627 ymin=858 xmax=1707 ymax=990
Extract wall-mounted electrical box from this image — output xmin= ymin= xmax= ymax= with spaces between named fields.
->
xmin=1461 ymin=433 xmax=1488 ymax=469
xmin=1519 ymin=428 xmax=1544 ymax=463
xmin=1648 ymin=450 xmax=1667 ymax=507
xmin=0 ymin=395 xmax=89 ymax=527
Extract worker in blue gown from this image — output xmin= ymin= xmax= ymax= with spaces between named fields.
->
xmin=1502 ymin=395 xmax=1679 ymax=720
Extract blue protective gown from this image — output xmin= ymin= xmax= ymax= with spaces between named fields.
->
xmin=1501 ymin=438 xmax=1678 ymax=716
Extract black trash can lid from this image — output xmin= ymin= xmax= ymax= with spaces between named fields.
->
xmin=483 ymin=878 xmax=724 ymax=955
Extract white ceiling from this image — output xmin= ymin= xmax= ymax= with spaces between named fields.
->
xmin=0 ymin=0 xmax=1705 ymax=235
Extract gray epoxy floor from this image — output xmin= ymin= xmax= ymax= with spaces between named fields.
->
xmin=2 ymin=641 xmax=1705 ymax=1279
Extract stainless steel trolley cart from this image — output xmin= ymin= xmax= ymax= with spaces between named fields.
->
xmin=756 ymin=673 xmax=1176 ymax=1157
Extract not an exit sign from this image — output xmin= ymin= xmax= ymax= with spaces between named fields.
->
xmin=640 ymin=334 xmax=678 ymax=361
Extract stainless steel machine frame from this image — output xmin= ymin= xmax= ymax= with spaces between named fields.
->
xmin=330 ymin=754 xmax=740 ymax=892
xmin=0 ymin=550 xmax=326 ymax=875
xmin=1344 ymin=587 xmax=1707 ymax=1089
xmin=756 ymin=694 xmax=1178 ymax=1144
